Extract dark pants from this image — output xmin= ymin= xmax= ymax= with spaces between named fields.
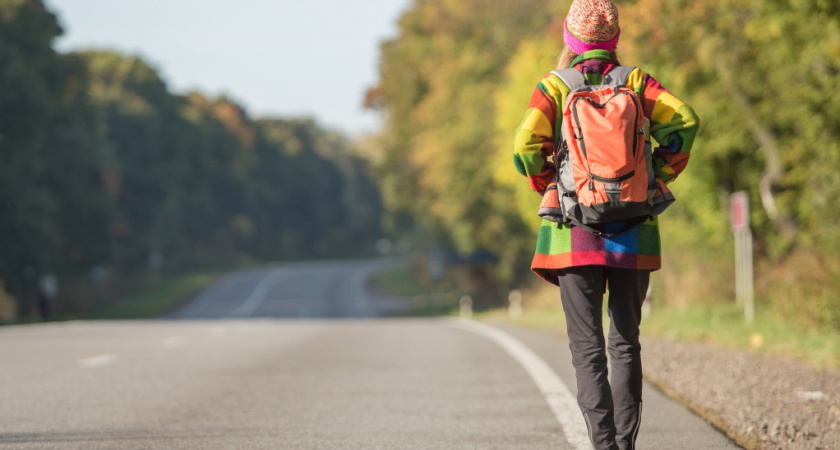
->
xmin=558 ymin=266 xmax=649 ymax=450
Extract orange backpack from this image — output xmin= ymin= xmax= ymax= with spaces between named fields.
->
xmin=538 ymin=66 xmax=673 ymax=236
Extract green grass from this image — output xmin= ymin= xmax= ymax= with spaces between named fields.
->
xmin=478 ymin=298 xmax=840 ymax=372
xmin=79 ymin=271 xmax=221 ymax=320
xmin=369 ymin=265 xmax=431 ymax=298
xmin=368 ymin=266 xmax=460 ymax=317
xmin=479 ymin=303 xmax=568 ymax=331
xmin=641 ymin=303 xmax=840 ymax=371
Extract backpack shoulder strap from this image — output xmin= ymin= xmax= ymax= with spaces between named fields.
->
xmin=550 ymin=68 xmax=587 ymax=92
xmin=550 ymin=69 xmax=587 ymax=114
xmin=603 ymin=66 xmax=636 ymax=86
xmin=552 ymin=66 xmax=637 ymax=89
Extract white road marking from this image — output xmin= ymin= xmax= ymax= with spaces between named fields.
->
xmin=77 ymin=354 xmax=117 ymax=369
xmin=230 ymin=269 xmax=284 ymax=317
xmin=454 ymin=319 xmax=592 ymax=450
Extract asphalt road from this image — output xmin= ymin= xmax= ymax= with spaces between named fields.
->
xmin=0 ymin=258 xmax=740 ymax=449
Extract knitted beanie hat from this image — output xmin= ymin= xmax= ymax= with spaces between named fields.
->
xmin=563 ymin=0 xmax=620 ymax=54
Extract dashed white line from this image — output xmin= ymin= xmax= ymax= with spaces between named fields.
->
xmin=454 ymin=319 xmax=592 ymax=450
xmin=77 ymin=354 xmax=117 ymax=369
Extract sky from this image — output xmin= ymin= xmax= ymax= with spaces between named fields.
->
xmin=43 ymin=0 xmax=413 ymax=137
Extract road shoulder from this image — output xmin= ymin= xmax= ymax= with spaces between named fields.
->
xmin=641 ymin=336 xmax=840 ymax=450
xmin=484 ymin=321 xmax=741 ymax=449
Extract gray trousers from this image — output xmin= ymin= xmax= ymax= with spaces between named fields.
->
xmin=558 ymin=266 xmax=649 ymax=450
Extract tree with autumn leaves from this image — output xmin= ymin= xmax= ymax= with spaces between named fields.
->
xmin=0 ymin=0 xmax=384 ymax=319
xmin=370 ymin=0 xmax=840 ymax=328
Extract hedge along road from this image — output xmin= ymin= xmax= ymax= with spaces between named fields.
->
xmin=0 ymin=258 xmax=739 ymax=449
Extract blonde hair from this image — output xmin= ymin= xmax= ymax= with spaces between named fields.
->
xmin=556 ymin=47 xmax=578 ymax=70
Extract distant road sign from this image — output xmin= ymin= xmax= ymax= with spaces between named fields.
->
xmin=730 ymin=191 xmax=754 ymax=322
xmin=730 ymin=191 xmax=749 ymax=231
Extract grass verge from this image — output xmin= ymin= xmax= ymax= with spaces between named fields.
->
xmin=78 ymin=271 xmax=221 ymax=320
xmin=368 ymin=265 xmax=431 ymax=298
xmin=477 ymin=284 xmax=840 ymax=372
xmin=641 ymin=303 xmax=840 ymax=371
xmin=367 ymin=265 xmax=459 ymax=317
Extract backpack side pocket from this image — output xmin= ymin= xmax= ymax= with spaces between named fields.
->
xmin=537 ymin=182 xmax=564 ymax=222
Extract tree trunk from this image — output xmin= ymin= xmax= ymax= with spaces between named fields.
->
xmin=715 ymin=59 xmax=799 ymax=240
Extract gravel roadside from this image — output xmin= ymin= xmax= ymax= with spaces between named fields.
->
xmin=642 ymin=336 xmax=840 ymax=450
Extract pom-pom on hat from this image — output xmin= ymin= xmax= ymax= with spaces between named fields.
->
xmin=563 ymin=0 xmax=620 ymax=54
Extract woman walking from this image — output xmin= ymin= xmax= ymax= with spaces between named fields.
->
xmin=512 ymin=1 xmax=700 ymax=449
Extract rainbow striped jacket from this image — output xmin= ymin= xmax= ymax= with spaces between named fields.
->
xmin=513 ymin=51 xmax=700 ymax=285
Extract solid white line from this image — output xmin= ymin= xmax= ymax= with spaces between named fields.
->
xmin=231 ymin=269 xmax=284 ymax=317
xmin=77 ymin=354 xmax=117 ymax=369
xmin=454 ymin=319 xmax=592 ymax=450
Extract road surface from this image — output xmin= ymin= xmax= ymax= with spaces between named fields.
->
xmin=0 ymin=258 xmax=740 ymax=449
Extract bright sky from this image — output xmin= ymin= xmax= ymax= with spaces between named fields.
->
xmin=44 ymin=0 xmax=413 ymax=137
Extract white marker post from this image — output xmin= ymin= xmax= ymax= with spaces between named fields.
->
xmin=730 ymin=191 xmax=754 ymax=322
xmin=508 ymin=290 xmax=523 ymax=319
xmin=459 ymin=295 xmax=473 ymax=318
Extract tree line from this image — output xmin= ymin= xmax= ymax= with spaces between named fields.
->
xmin=368 ymin=0 xmax=840 ymax=329
xmin=4 ymin=0 xmax=838 ymax=328
xmin=0 ymin=0 xmax=384 ymax=319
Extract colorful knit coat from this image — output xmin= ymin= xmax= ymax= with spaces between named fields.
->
xmin=513 ymin=50 xmax=700 ymax=285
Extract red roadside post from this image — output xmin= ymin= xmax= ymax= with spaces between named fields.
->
xmin=730 ymin=191 xmax=754 ymax=322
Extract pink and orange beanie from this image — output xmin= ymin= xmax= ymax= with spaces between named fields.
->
xmin=563 ymin=0 xmax=620 ymax=54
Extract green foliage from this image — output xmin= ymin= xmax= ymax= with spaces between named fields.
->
xmin=0 ymin=0 xmax=111 ymax=316
xmin=77 ymin=49 xmax=385 ymax=272
xmin=80 ymin=50 xmax=196 ymax=269
xmin=79 ymin=271 xmax=221 ymax=319
xmin=491 ymin=35 xmax=565 ymax=281
xmin=248 ymin=118 xmax=384 ymax=260
xmin=0 ymin=0 xmax=384 ymax=320
xmin=371 ymin=0 xmax=840 ymax=330
xmin=372 ymin=0 xmax=559 ymax=264
xmin=621 ymin=0 xmax=840 ymax=325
